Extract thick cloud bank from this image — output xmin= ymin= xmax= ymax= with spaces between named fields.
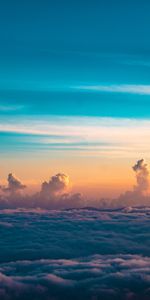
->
xmin=0 ymin=208 xmax=150 ymax=299
xmin=0 ymin=255 xmax=150 ymax=300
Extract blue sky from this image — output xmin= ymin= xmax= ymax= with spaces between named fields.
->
xmin=0 ymin=0 xmax=150 ymax=118
xmin=0 ymin=0 xmax=150 ymax=192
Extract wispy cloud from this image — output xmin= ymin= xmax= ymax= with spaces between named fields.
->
xmin=0 ymin=104 xmax=25 ymax=112
xmin=74 ymin=84 xmax=150 ymax=95
xmin=0 ymin=116 xmax=150 ymax=157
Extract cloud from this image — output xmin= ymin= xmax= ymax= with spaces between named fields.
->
xmin=1 ymin=254 xmax=150 ymax=299
xmin=0 ymin=206 xmax=150 ymax=260
xmin=74 ymin=84 xmax=150 ymax=95
xmin=132 ymin=159 xmax=149 ymax=193
xmin=2 ymin=173 xmax=26 ymax=194
xmin=0 ymin=104 xmax=25 ymax=112
xmin=115 ymin=159 xmax=150 ymax=207
xmin=40 ymin=173 xmax=69 ymax=198
xmin=0 ymin=172 xmax=83 ymax=209
xmin=37 ymin=173 xmax=83 ymax=209
xmin=0 ymin=159 xmax=150 ymax=209
xmin=0 ymin=207 xmax=150 ymax=299
xmin=1 ymin=116 xmax=150 ymax=156
xmin=96 ymin=159 xmax=150 ymax=209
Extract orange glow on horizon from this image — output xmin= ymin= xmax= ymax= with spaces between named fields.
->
xmin=1 ymin=155 xmax=148 ymax=198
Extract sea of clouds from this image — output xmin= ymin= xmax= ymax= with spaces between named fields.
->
xmin=0 ymin=207 xmax=150 ymax=299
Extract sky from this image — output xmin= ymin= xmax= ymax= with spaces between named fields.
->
xmin=1 ymin=3 xmax=150 ymax=300
xmin=1 ymin=0 xmax=150 ymax=198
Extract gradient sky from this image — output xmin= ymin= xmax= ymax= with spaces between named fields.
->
xmin=0 ymin=0 xmax=150 ymax=197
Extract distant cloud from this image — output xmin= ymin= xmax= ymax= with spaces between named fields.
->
xmin=0 ymin=172 xmax=82 ymax=209
xmin=75 ymin=84 xmax=150 ymax=95
xmin=133 ymin=159 xmax=149 ymax=193
xmin=2 ymin=173 xmax=26 ymax=194
xmin=98 ymin=159 xmax=150 ymax=209
xmin=0 ymin=104 xmax=25 ymax=112
xmin=1 ymin=116 xmax=150 ymax=158
xmin=0 ymin=159 xmax=150 ymax=209
xmin=41 ymin=173 xmax=69 ymax=198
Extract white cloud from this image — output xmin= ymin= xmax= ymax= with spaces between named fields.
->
xmin=0 ymin=116 xmax=150 ymax=157
xmin=74 ymin=84 xmax=150 ymax=95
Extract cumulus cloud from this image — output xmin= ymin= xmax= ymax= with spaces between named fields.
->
xmin=34 ymin=173 xmax=83 ymax=209
xmin=133 ymin=159 xmax=149 ymax=193
xmin=0 ymin=172 xmax=82 ymax=209
xmin=96 ymin=159 xmax=150 ymax=209
xmin=40 ymin=173 xmax=69 ymax=198
xmin=2 ymin=173 xmax=26 ymax=194
xmin=0 ymin=159 xmax=150 ymax=209
xmin=114 ymin=158 xmax=150 ymax=208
